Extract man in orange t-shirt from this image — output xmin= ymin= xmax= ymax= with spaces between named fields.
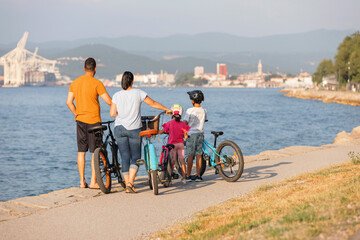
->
xmin=66 ymin=57 xmax=112 ymax=189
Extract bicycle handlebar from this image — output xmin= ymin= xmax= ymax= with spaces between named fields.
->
xmin=141 ymin=111 xmax=166 ymax=123
xmin=100 ymin=120 xmax=115 ymax=125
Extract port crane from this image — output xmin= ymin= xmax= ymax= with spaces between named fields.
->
xmin=0 ymin=32 xmax=57 ymax=87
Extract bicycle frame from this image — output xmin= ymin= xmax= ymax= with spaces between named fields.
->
xmin=143 ymin=135 xmax=158 ymax=172
xmin=202 ymin=139 xmax=227 ymax=167
xmin=103 ymin=126 xmax=119 ymax=168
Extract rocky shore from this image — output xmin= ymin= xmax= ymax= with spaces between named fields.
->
xmin=281 ymin=88 xmax=360 ymax=106
xmin=1 ymin=127 xmax=360 ymax=223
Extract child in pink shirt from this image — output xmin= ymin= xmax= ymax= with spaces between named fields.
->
xmin=159 ymin=104 xmax=190 ymax=184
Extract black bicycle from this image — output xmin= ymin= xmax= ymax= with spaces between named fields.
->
xmin=88 ymin=121 xmax=126 ymax=194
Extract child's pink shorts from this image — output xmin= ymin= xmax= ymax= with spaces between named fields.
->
xmin=171 ymin=142 xmax=185 ymax=160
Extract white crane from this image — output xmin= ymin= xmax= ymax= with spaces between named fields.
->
xmin=0 ymin=32 xmax=57 ymax=87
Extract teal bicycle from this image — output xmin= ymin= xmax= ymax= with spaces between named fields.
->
xmin=201 ymin=131 xmax=244 ymax=181
xmin=139 ymin=111 xmax=165 ymax=195
xmin=175 ymin=131 xmax=244 ymax=182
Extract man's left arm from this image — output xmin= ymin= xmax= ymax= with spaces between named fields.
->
xmin=66 ymin=92 xmax=76 ymax=116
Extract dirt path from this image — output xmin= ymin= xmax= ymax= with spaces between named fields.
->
xmin=1 ymin=141 xmax=360 ymax=240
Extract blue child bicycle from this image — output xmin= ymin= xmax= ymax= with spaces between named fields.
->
xmin=174 ymin=130 xmax=244 ymax=182
xmin=200 ymin=131 xmax=244 ymax=182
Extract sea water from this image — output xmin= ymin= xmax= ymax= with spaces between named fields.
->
xmin=0 ymin=87 xmax=359 ymax=201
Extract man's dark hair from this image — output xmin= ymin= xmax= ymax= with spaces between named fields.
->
xmin=122 ymin=71 xmax=134 ymax=90
xmin=84 ymin=57 xmax=96 ymax=71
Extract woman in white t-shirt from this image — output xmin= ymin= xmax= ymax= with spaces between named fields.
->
xmin=110 ymin=71 xmax=171 ymax=193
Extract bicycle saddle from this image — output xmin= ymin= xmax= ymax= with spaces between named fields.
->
xmin=166 ymin=144 xmax=175 ymax=150
xmin=211 ymin=131 xmax=223 ymax=136
xmin=88 ymin=125 xmax=107 ymax=133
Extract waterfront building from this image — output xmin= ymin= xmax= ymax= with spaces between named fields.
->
xmin=116 ymin=71 xmax=176 ymax=87
xmin=258 ymin=59 xmax=262 ymax=75
xmin=322 ymin=74 xmax=338 ymax=91
xmin=194 ymin=66 xmax=204 ymax=78
xmin=216 ymin=63 xmax=227 ymax=76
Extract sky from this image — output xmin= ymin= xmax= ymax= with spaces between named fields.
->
xmin=0 ymin=0 xmax=359 ymax=44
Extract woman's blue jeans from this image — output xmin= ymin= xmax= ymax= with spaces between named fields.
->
xmin=114 ymin=125 xmax=141 ymax=175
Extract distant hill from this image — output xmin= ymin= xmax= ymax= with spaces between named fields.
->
xmin=52 ymin=44 xmax=262 ymax=79
xmin=0 ymin=29 xmax=356 ymax=75
xmin=0 ymin=29 xmax=351 ymax=53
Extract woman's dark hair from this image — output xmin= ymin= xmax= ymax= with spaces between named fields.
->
xmin=121 ymin=71 xmax=134 ymax=90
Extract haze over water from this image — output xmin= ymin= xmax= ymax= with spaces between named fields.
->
xmin=0 ymin=87 xmax=359 ymax=202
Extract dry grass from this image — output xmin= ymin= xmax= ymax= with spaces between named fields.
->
xmin=150 ymin=161 xmax=360 ymax=240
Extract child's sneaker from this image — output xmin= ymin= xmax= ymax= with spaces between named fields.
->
xmin=182 ymin=179 xmax=187 ymax=185
xmin=186 ymin=176 xmax=192 ymax=182
xmin=195 ymin=176 xmax=203 ymax=182
xmin=172 ymin=172 xmax=179 ymax=179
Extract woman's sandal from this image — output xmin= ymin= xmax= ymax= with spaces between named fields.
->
xmin=125 ymin=183 xmax=137 ymax=193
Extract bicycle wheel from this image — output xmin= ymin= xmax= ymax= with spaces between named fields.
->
xmin=94 ymin=148 xmax=112 ymax=193
xmin=148 ymin=172 xmax=153 ymax=190
xmin=163 ymin=154 xmax=172 ymax=187
xmin=199 ymin=154 xmax=207 ymax=177
xmin=111 ymin=145 xmax=126 ymax=189
xmin=151 ymin=170 xmax=159 ymax=195
xmin=174 ymin=155 xmax=184 ymax=177
xmin=215 ymin=140 xmax=244 ymax=182
xmin=114 ymin=160 xmax=126 ymax=189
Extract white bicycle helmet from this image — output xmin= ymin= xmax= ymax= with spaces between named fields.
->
xmin=171 ymin=104 xmax=183 ymax=116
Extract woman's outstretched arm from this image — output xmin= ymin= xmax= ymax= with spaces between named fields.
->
xmin=144 ymin=96 xmax=172 ymax=114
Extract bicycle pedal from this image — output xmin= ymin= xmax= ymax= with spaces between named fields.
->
xmin=136 ymin=159 xmax=145 ymax=165
xmin=215 ymin=168 xmax=219 ymax=175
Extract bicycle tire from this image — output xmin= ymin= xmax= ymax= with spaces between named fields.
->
xmin=174 ymin=156 xmax=184 ymax=177
xmin=163 ymin=154 xmax=172 ymax=187
xmin=215 ymin=140 xmax=244 ymax=182
xmin=151 ymin=170 xmax=159 ymax=195
xmin=94 ymin=147 xmax=112 ymax=193
xmin=199 ymin=154 xmax=207 ymax=177
xmin=114 ymin=161 xmax=126 ymax=189
xmin=148 ymin=172 xmax=153 ymax=190
xmin=112 ymin=145 xmax=126 ymax=189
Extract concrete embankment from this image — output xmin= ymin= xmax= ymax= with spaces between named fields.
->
xmin=281 ymin=88 xmax=360 ymax=106
xmin=1 ymin=127 xmax=360 ymax=239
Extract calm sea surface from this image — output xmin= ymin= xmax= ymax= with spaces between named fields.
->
xmin=0 ymin=87 xmax=359 ymax=201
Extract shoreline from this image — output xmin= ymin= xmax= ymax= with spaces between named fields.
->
xmin=281 ymin=88 xmax=360 ymax=106
xmin=1 ymin=126 xmax=360 ymax=222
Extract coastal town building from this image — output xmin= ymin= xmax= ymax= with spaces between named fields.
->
xmin=115 ymin=70 xmax=176 ymax=87
xmin=194 ymin=66 xmax=204 ymax=78
xmin=322 ymin=74 xmax=339 ymax=91
xmin=269 ymin=72 xmax=313 ymax=88
xmin=216 ymin=63 xmax=227 ymax=76
xmin=258 ymin=59 xmax=262 ymax=75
